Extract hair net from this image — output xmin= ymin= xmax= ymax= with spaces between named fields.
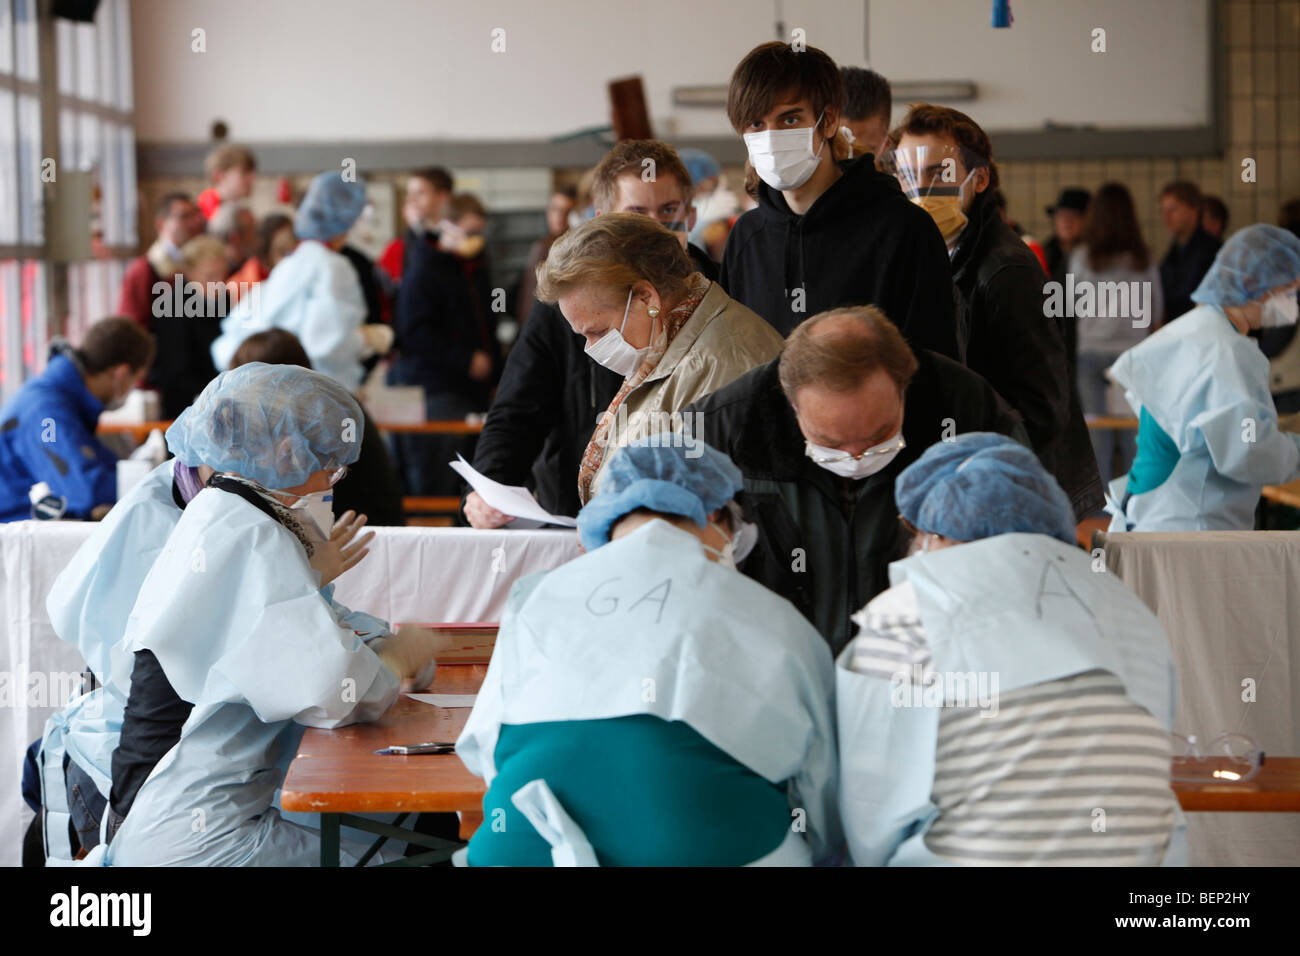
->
xmin=577 ymin=436 xmax=743 ymax=550
xmin=895 ymin=432 xmax=1076 ymax=545
xmin=166 ymin=362 xmax=365 ymax=489
xmin=1191 ymin=223 xmax=1300 ymax=307
xmin=294 ymin=171 xmax=368 ymax=242
xmin=677 ymin=148 xmax=721 ymax=187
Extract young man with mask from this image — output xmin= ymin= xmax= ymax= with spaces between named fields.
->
xmin=891 ymin=104 xmax=1102 ymax=518
xmin=464 ymin=140 xmax=718 ymax=527
xmin=0 ymin=318 xmax=155 ymax=522
xmin=720 ymin=42 xmax=958 ymax=357
xmin=687 ymin=306 xmax=1026 ymax=654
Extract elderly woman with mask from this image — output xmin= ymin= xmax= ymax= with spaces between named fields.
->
xmin=838 ymin=432 xmax=1183 ymax=867
xmin=92 ymin=363 xmax=439 ymax=866
xmin=535 ymin=213 xmax=783 ymax=504
xmin=457 ymin=438 xmax=839 ymax=866
xmin=1105 ymin=224 xmax=1300 ymax=531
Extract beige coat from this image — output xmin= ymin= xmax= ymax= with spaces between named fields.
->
xmin=594 ymin=280 xmax=784 ymax=488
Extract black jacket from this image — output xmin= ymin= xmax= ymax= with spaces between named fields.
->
xmin=340 ymin=245 xmax=385 ymax=327
xmin=688 ymin=351 xmax=1027 ymax=654
xmin=720 ymin=156 xmax=960 ymax=358
xmin=386 ymin=228 xmax=486 ymax=407
xmin=1159 ymin=227 xmax=1221 ymax=323
xmin=331 ymin=407 xmax=406 ymax=526
xmin=467 ymin=245 xmax=718 ymax=520
xmin=951 ymin=191 xmax=1102 ymax=518
xmin=152 ymin=297 xmax=223 ymax=419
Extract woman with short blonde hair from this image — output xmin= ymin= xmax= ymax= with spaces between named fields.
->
xmin=536 ymin=212 xmax=784 ymax=503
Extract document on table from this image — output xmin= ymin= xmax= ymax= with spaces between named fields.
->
xmin=448 ymin=454 xmax=578 ymax=528
xmin=408 ymin=693 xmax=478 ymax=708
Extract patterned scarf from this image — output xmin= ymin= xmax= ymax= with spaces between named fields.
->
xmin=206 ymin=473 xmax=318 ymax=557
xmin=577 ymin=273 xmax=709 ymax=504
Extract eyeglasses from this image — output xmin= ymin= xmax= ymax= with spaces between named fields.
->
xmin=804 ymin=434 xmax=906 ymax=465
xmin=1171 ymin=732 xmax=1262 ymax=783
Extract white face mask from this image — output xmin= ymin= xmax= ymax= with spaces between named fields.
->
xmin=288 ymin=490 xmax=335 ymax=539
xmin=702 ymin=503 xmax=759 ymax=569
xmin=1260 ymin=291 xmax=1299 ymax=328
xmin=743 ymin=111 xmax=828 ymax=192
xmin=584 ymin=288 xmax=647 ymax=377
xmin=804 ymin=432 xmax=906 ymax=480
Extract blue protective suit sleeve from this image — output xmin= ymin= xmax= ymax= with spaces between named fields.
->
xmin=1189 ymin=352 xmax=1300 ymax=484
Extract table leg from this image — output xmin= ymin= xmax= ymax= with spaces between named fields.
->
xmin=320 ymin=813 xmax=341 ymax=867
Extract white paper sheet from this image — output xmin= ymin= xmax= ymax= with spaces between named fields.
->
xmin=448 ymin=454 xmax=578 ymax=527
xmin=407 ymin=693 xmax=479 ymax=708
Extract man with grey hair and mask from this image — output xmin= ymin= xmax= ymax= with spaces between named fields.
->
xmin=688 ymin=305 xmax=1027 ymax=654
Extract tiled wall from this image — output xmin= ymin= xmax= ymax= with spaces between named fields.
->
xmin=1005 ymin=0 xmax=1299 ymax=252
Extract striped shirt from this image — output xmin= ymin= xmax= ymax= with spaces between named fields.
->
xmin=847 ymin=582 xmax=1176 ymax=866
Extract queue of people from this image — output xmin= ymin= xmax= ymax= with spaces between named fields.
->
xmin=12 ymin=35 xmax=1300 ymax=869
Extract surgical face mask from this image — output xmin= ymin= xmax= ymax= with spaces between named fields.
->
xmin=743 ymin=111 xmax=828 ymax=192
xmin=288 ymin=490 xmax=335 ymax=539
xmin=804 ymin=432 xmax=906 ymax=480
xmin=910 ymin=170 xmax=976 ymax=244
xmin=584 ymin=288 xmax=646 ymax=377
xmin=702 ymin=502 xmax=758 ymax=569
xmin=1260 ymin=290 xmax=1299 ymax=328
xmin=702 ymin=523 xmax=737 ymax=568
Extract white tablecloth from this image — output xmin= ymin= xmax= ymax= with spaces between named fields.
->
xmin=0 ymin=521 xmax=581 ymax=866
xmin=1097 ymin=530 xmax=1300 ymax=867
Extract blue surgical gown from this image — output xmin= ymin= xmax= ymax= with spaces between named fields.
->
xmin=1106 ymin=304 xmax=1300 ymax=530
xmin=836 ymin=533 xmax=1185 ymax=867
xmin=210 ymin=240 xmax=368 ymax=389
xmin=100 ymin=486 xmax=399 ymax=866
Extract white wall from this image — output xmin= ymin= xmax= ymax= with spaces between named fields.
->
xmin=130 ymin=0 xmax=1211 ymax=143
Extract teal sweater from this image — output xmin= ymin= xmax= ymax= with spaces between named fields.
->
xmin=467 ymin=715 xmax=792 ymax=867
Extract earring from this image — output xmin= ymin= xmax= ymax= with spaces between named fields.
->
xmin=648 ymin=306 xmax=660 ymax=318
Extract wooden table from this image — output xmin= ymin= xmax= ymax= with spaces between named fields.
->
xmin=281 ymin=661 xmax=1300 ymax=865
xmin=1086 ymin=416 xmax=1139 ymax=430
xmin=280 ymin=663 xmax=487 ymax=866
xmin=1172 ymin=757 xmax=1300 ymax=812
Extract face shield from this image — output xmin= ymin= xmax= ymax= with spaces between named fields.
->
xmin=884 ymin=144 xmax=986 ymax=244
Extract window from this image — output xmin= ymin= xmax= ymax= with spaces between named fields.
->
xmin=0 ymin=0 xmax=138 ymax=404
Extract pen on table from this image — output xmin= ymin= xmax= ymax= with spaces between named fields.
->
xmin=375 ymin=742 xmax=458 ymax=755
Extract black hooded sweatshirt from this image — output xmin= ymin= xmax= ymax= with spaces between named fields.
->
xmin=720 ymin=155 xmax=961 ymax=359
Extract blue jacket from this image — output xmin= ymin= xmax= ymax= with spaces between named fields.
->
xmin=0 ymin=354 xmax=118 ymax=522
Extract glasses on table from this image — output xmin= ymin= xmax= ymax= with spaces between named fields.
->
xmin=1170 ymin=732 xmax=1262 ymax=783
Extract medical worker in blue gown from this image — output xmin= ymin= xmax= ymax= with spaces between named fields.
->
xmin=39 ymin=450 xmax=391 ymax=863
xmin=838 ymin=433 xmax=1184 ymax=866
xmin=209 ymin=172 xmax=392 ymax=389
xmin=457 ymin=437 xmax=840 ymax=866
xmin=1106 ymin=224 xmax=1300 ymax=531
xmin=90 ymin=363 xmax=440 ymax=866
